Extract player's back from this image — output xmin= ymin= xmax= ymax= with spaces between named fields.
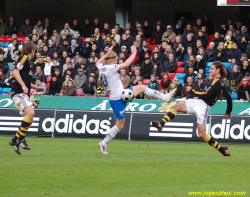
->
xmin=98 ymin=63 xmax=123 ymax=100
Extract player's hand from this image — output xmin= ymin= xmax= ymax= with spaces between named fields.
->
xmin=224 ymin=112 xmax=232 ymax=119
xmin=22 ymin=85 xmax=28 ymax=94
xmin=108 ymin=46 xmax=113 ymax=52
xmin=130 ymin=45 xmax=137 ymax=54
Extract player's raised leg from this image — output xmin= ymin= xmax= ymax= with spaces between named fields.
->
xmin=152 ymin=101 xmax=187 ymax=131
xmin=132 ymin=85 xmax=176 ymax=103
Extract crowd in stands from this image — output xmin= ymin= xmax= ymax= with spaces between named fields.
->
xmin=0 ymin=14 xmax=250 ymax=101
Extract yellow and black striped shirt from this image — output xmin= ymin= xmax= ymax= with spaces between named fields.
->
xmin=191 ymin=78 xmax=233 ymax=114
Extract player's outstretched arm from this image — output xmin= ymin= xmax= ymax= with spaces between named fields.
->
xmin=120 ymin=45 xmax=137 ymax=70
xmin=96 ymin=46 xmax=113 ymax=67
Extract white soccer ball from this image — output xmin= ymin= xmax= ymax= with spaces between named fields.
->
xmin=121 ymin=89 xmax=134 ymax=102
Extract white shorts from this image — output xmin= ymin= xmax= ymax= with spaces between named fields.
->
xmin=12 ymin=93 xmax=33 ymax=115
xmin=185 ymin=99 xmax=210 ymax=125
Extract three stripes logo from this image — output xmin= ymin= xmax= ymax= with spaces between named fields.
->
xmin=149 ymin=122 xmax=194 ymax=138
xmin=0 ymin=116 xmax=40 ymax=132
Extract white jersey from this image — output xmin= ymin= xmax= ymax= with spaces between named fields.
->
xmin=98 ymin=63 xmax=124 ymax=100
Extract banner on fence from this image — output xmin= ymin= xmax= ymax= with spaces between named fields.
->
xmin=0 ymin=108 xmax=249 ymax=142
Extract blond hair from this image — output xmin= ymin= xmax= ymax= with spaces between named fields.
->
xmin=103 ymin=51 xmax=117 ymax=65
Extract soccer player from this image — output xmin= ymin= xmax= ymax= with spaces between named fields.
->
xmin=9 ymin=42 xmax=45 ymax=155
xmin=152 ymin=61 xmax=232 ymax=156
xmin=97 ymin=46 xmax=176 ymax=154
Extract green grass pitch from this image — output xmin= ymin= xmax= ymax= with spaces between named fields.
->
xmin=0 ymin=136 xmax=249 ymax=197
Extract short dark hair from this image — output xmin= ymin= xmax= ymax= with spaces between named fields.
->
xmin=22 ymin=42 xmax=36 ymax=55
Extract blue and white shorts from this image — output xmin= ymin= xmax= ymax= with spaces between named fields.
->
xmin=110 ymin=87 xmax=133 ymax=120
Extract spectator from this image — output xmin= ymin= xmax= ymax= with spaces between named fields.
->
xmin=96 ymin=74 xmax=107 ymax=97
xmin=0 ymin=69 xmax=5 ymax=85
xmin=138 ymin=45 xmax=151 ymax=64
xmin=162 ymin=33 xmax=173 ymax=47
xmin=194 ymin=75 xmax=206 ymax=92
xmin=147 ymin=74 xmax=160 ymax=95
xmin=194 ymin=55 xmax=205 ymax=72
xmin=226 ymin=30 xmax=237 ymax=43
xmin=236 ymin=26 xmax=250 ymax=42
xmin=0 ymin=70 xmax=14 ymax=87
xmin=71 ymin=19 xmax=82 ymax=34
xmin=74 ymin=68 xmax=87 ymax=89
xmin=182 ymin=24 xmax=195 ymax=42
xmin=226 ymin=58 xmax=237 ymax=74
xmin=21 ymin=19 xmax=33 ymax=37
xmin=241 ymin=60 xmax=250 ymax=76
xmin=183 ymin=66 xmax=197 ymax=83
xmin=93 ymin=28 xmax=102 ymax=42
xmin=49 ymin=75 xmax=62 ymax=96
xmin=34 ymin=19 xmax=44 ymax=36
xmin=195 ymin=30 xmax=207 ymax=48
xmin=151 ymin=52 xmax=161 ymax=68
xmin=173 ymin=35 xmax=182 ymax=50
xmin=83 ymin=76 xmax=96 ymax=96
xmin=229 ymin=65 xmax=243 ymax=93
xmin=4 ymin=44 xmax=15 ymax=63
xmin=31 ymin=34 xmax=38 ymax=45
xmin=33 ymin=57 xmax=45 ymax=74
xmin=120 ymin=33 xmax=132 ymax=51
xmin=150 ymin=24 xmax=164 ymax=44
xmin=219 ymin=23 xmax=227 ymax=37
xmin=198 ymin=68 xmax=206 ymax=79
xmin=161 ymin=53 xmax=177 ymax=73
xmin=44 ymin=56 xmax=53 ymax=76
xmin=181 ymin=76 xmax=195 ymax=98
xmin=202 ymin=14 xmax=214 ymax=35
xmin=183 ymin=47 xmax=193 ymax=65
xmin=119 ymin=69 xmax=130 ymax=89
xmin=69 ymin=39 xmax=81 ymax=58
xmin=141 ymin=57 xmax=153 ymax=79
xmin=44 ymin=18 xmax=54 ymax=38
xmin=51 ymin=30 xmax=61 ymax=45
xmin=175 ymin=43 xmax=185 ymax=62
xmin=152 ymin=63 xmax=161 ymax=79
xmin=63 ymin=62 xmax=75 ymax=80
xmin=82 ymin=42 xmax=92 ymax=59
xmin=101 ymin=23 xmax=111 ymax=35
xmin=214 ymin=42 xmax=228 ymax=62
xmin=228 ymin=42 xmax=242 ymax=65
xmin=193 ymin=40 xmax=203 ymax=56
xmin=238 ymin=36 xmax=248 ymax=54
xmin=212 ymin=32 xmax=224 ymax=48
xmin=61 ymin=23 xmax=75 ymax=36
xmin=0 ymin=44 xmax=5 ymax=55
xmin=162 ymin=25 xmax=176 ymax=43
xmin=175 ymin=19 xmax=184 ymax=36
xmin=0 ymin=17 xmax=6 ymax=36
xmin=32 ymin=66 xmax=46 ymax=84
xmin=224 ymin=36 xmax=233 ymax=50
xmin=205 ymin=42 xmax=216 ymax=62
xmin=129 ymin=69 xmax=141 ymax=86
xmin=90 ymin=18 xmax=102 ymax=35
xmin=0 ymin=54 xmax=8 ymax=75
xmin=238 ymin=72 xmax=250 ymax=88
xmin=5 ymin=16 xmax=18 ymax=36
xmin=143 ymin=20 xmax=153 ymax=39
xmin=168 ymin=77 xmax=182 ymax=98
xmin=28 ymin=28 xmax=40 ymax=40
xmin=82 ymin=18 xmax=92 ymax=38
xmin=162 ymin=45 xmax=174 ymax=62
xmin=115 ymin=23 xmax=125 ymax=36
xmin=237 ymin=78 xmax=250 ymax=101
xmin=193 ymin=18 xmax=203 ymax=34
xmin=183 ymin=55 xmax=195 ymax=73
xmin=60 ymin=79 xmax=76 ymax=96
xmin=161 ymin=72 xmax=172 ymax=91
xmin=51 ymin=59 xmax=62 ymax=76
xmin=33 ymin=77 xmax=46 ymax=95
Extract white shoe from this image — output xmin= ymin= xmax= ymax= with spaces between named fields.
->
xmin=99 ymin=142 xmax=108 ymax=154
xmin=165 ymin=89 xmax=176 ymax=103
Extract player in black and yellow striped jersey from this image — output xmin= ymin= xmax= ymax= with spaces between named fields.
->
xmin=9 ymin=41 xmax=46 ymax=155
xmin=152 ymin=61 xmax=233 ymax=156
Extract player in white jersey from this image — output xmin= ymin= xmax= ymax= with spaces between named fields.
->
xmin=96 ymin=46 xmax=176 ymax=154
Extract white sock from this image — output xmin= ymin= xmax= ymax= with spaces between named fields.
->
xmin=102 ymin=125 xmax=120 ymax=145
xmin=144 ymin=87 xmax=167 ymax=100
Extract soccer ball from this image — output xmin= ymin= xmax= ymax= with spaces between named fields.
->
xmin=121 ymin=89 xmax=134 ymax=102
